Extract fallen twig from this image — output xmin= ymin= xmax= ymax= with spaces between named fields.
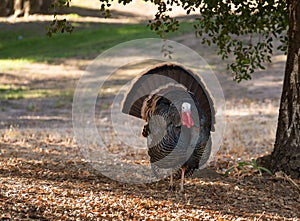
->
xmin=275 ymin=171 xmax=300 ymax=193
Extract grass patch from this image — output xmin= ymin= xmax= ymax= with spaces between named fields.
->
xmin=0 ymin=59 xmax=34 ymax=71
xmin=0 ymin=85 xmax=73 ymax=100
xmin=0 ymin=22 xmax=195 ymax=62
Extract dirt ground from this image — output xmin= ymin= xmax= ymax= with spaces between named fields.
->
xmin=0 ymin=2 xmax=299 ymax=221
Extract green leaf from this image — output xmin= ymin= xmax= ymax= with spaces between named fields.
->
xmin=258 ymin=167 xmax=273 ymax=175
xmin=224 ymin=167 xmax=235 ymax=177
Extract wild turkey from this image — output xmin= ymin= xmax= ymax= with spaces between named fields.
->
xmin=122 ymin=63 xmax=214 ymax=191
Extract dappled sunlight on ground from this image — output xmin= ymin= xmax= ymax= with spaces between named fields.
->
xmin=1 ymin=53 xmax=296 ymax=220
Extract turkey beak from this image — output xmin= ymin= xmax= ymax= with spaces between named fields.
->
xmin=182 ymin=110 xmax=194 ymax=128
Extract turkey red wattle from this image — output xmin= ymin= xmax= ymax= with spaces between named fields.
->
xmin=181 ymin=110 xmax=194 ymax=128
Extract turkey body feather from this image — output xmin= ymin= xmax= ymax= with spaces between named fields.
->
xmin=142 ymin=89 xmax=211 ymax=190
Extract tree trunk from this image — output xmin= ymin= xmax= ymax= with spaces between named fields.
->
xmin=23 ymin=0 xmax=30 ymax=17
xmin=30 ymin=0 xmax=51 ymax=14
xmin=0 ymin=0 xmax=14 ymax=16
xmin=14 ymin=0 xmax=24 ymax=17
xmin=29 ymin=0 xmax=41 ymax=14
xmin=38 ymin=0 xmax=52 ymax=14
xmin=258 ymin=0 xmax=300 ymax=178
xmin=12 ymin=0 xmax=52 ymax=17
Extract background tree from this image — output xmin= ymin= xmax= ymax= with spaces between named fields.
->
xmin=0 ymin=0 xmax=14 ymax=16
xmin=0 ymin=0 xmax=52 ymax=17
xmin=50 ymin=0 xmax=299 ymax=178
xmin=258 ymin=0 xmax=299 ymax=179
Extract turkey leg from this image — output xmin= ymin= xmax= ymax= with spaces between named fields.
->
xmin=168 ymin=170 xmax=175 ymax=191
xmin=180 ymin=168 xmax=185 ymax=192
